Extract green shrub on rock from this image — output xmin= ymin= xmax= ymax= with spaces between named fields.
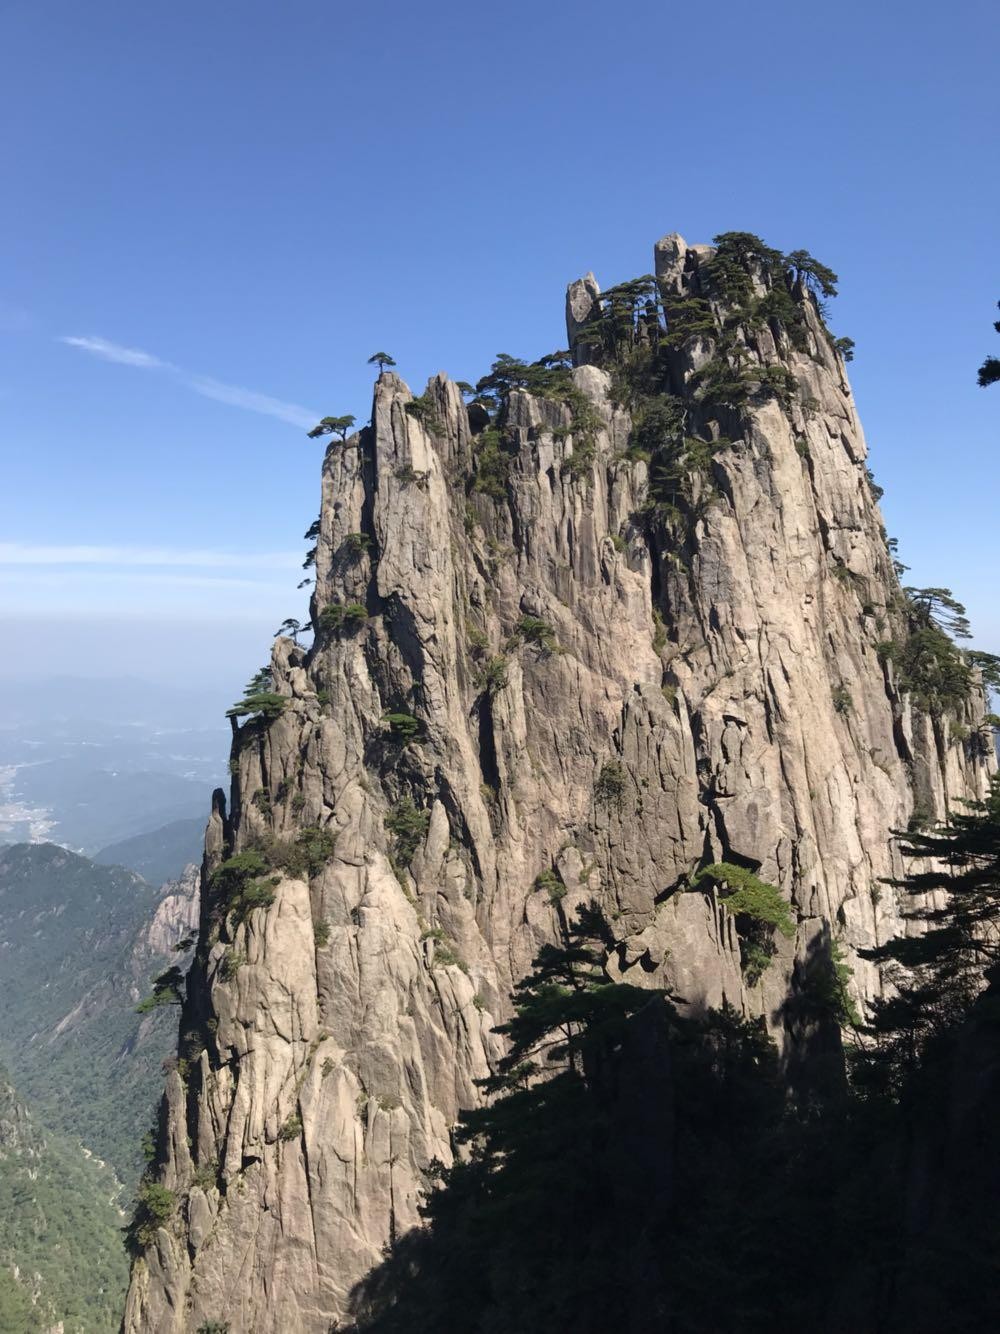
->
xmin=319 ymin=601 xmax=369 ymax=634
xmin=695 ymin=862 xmax=795 ymax=984
xmin=386 ymin=797 xmax=431 ymax=868
xmin=126 ymin=1182 xmax=176 ymax=1253
xmin=595 ymin=761 xmax=627 ymax=804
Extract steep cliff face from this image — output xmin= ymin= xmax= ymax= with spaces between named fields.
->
xmin=124 ymin=232 xmax=994 ymax=1332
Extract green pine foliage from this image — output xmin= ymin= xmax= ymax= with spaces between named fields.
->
xmin=225 ymin=690 xmax=286 ymax=722
xmin=861 ymin=776 xmax=1000 ymax=1087
xmin=267 ymin=825 xmax=337 ymax=879
xmin=135 ymin=964 xmax=184 ymax=1013
xmin=470 ymin=425 xmax=516 ymax=499
xmin=879 ymin=587 xmax=986 ymax=717
xmin=512 ymin=615 xmax=557 ymax=651
xmin=307 ymin=414 xmax=356 ymax=441
xmin=533 ymin=868 xmax=566 ymax=903
xmin=385 ymin=797 xmax=430 ymax=869
xmin=342 ymin=532 xmax=372 ymax=557
xmin=976 ymin=299 xmax=1000 ymax=387
xmin=695 ymin=862 xmax=795 ymax=936
xmin=278 ymin=1113 xmax=303 ymax=1142
xmin=226 ymin=668 xmax=287 ymax=722
xmin=210 ymin=828 xmax=337 ymax=901
xmin=381 ymin=711 xmax=425 ymax=742
xmin=207 ymin=850 xmax=276 ymax=923
xmin=695 ymin=862 xmax=795 ymax=984
xmin=125 ymin=1181 xmax=176 ymax=1252
xmin=594 ymin=761 xmax=627 ymax=804
xmin=404 ymin=392 xmax=442 ymax=431
xmin=456 ymin=234 xmax=845 ymax=529
xmin=475 ymin=656 xmax=509 ymax=695
xmin=208 ymin=850 xmax=268 ymax=896
xmin=467 ymin=353 xmax=601 ymax=498
xmin=318 ymin=601 xmax=369 ymax=634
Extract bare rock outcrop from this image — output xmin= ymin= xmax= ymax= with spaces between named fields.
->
xmin=123 ymin=232 xmax=995 ymax=1332
xmin=133 ymin=866 xmax=200 ymax=958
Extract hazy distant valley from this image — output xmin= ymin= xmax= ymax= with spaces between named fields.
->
xmin=0 ymin=676 xmax=225 ymax=852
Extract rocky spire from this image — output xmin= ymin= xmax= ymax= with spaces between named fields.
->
xmin=123 ymin=232 xmax=995 ymax=1333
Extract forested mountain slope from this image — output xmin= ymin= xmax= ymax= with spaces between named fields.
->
xmin=0 ymin=844 xmax=197 ymax=1182
xmin=0 ymin=1064 xmax=127 ymax=1333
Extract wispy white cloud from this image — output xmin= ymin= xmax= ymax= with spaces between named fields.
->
xmin=58 ymin=334 xmax=318 ymax=429
xmin=0 ymin=542 xmax=300 ymax=570
xmin=184 ymin=375 xmax=317 ymax=428
xmin=58 ymin=335 xmax=168 ymax=369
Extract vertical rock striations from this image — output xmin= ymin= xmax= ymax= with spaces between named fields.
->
xmin=124 ymin=231 xmax=995 ymax=1332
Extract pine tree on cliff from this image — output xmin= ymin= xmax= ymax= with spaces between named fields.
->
xmin=859 ymin=775 xmax=1000 ymax=1089
xmin=977 ymin=299 xmax=1000 ymax=387
xmin=307 ymin=413 xmax=356 ymax=441
xmin=367 ymin=352 xmax=396 ymax=375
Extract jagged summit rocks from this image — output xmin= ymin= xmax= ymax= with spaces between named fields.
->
xmin=123 ymin=231 xmax=995 ymax=1333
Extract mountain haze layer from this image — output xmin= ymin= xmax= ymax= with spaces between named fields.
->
xmin=124 ymin=231 xmax=995 ymax=1332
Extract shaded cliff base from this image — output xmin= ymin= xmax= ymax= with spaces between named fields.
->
xmin=345 ymin=888 xmax=1000 ymax=1334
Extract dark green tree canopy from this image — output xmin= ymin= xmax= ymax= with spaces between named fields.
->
xmin=785 ymin=248 xmax=839 ymax=298
xmin=307 ymin=414 xmax=356 ymax=441
xmin=226 ymin=667 xmax=286 ymax=722
xmin=274 ymin=617 xmax=309 ymax=643
xmin=977 ymin=300 xmax=1000 ymax=387
xmin=135 ymin=965 xmax=184 ymax=1014
xmin=860 ymin=776 xmax=1000 ymax=1092
xmin=904 ymin=586 xmax=972 ymax=639
xmin=368 ymin=352 xmax=396 ymax=373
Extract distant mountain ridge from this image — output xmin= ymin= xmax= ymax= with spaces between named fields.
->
xmin=95 ymin=816 xmax=204 ymax=887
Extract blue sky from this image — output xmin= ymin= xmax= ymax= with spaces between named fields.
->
xmin=1 ymin=0 xmax=997 ymax=692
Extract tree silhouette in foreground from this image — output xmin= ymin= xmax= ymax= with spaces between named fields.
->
xmin=346 ymin=905 xmax=815 ymax=1333
xmin=977 ymin=299 xmax=1000 ymax=387
xmin=345 ymin=845 xmax=1000 ymax=1334
xmin=860 ymin=776 xmax=1000 ymax=1091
